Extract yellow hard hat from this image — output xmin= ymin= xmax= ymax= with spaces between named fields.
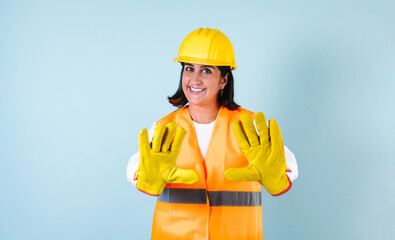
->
xmin=173 ymin=28 xmax=237 ymax=70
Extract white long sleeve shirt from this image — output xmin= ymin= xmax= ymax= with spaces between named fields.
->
xmin=127 ymin=121 xmax=298 ymax=186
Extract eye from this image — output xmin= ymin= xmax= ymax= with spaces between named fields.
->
xmin=185 ymin=66 xmax=194 ymax=72
xmin=202 ymin=68 xmax=212 ymax=74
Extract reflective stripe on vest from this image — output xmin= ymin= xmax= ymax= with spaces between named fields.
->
xmin=158 ymin=188 xmax=207 ymax=204
xmin=208 ymin=191 xmax=261 ymax=207
xmin=158 ymin=188 xmax=261 ymax=207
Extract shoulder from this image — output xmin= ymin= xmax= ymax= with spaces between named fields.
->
xmin=217 ymin=106 xmax=255 ymax=124
xmin=222 ymin=106 xmax=255 ymax=117
xmin=236 ymin=107 xmax=255 ymax=115
xmin=156 ymin=107 xmax=187 ymax=126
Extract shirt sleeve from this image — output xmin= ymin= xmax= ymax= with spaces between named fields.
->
xmin=284 ymin=145 xmax=298 ymax=182
xmin=126 ymin=122 xmax=156 ymax=186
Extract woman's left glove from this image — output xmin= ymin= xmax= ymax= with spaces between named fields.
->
xmin=225 ymin=112 xmax=291 ymax=196
xmin=135 ymin=122 xmax=199 ymax=196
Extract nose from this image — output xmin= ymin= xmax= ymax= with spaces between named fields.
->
xmin=190 ymin=71 xmax=202 ymax=85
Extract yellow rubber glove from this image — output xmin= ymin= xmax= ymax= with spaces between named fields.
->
xmin=225 ymin=112 xmax=291 ymax=196
xmin=135 ymin=122 xmax=199 ymax=196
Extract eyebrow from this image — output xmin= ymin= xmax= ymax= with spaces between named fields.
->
xmin=185 ymin=63 xmax=215 ymax=69
xmin=201 ymin=65 xmax=215 ymax=69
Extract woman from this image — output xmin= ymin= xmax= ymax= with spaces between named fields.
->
xmin=127 ymin=28 xmax=298 ymax=240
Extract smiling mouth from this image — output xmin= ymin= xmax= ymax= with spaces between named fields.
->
xmin=189 ymin=87 xmax=205 ymax=93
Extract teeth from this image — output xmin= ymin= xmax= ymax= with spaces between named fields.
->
xmin=190 ymin=87 xmax=204 ymax=92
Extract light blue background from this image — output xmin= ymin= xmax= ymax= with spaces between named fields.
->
xmin=1 ymin=0 xmax=394 ymax=239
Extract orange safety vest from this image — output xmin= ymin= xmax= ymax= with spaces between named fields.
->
xmin=151 ymin=106 xmax=263 ymax=240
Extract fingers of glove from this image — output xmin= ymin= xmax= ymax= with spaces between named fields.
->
xmin=269 ymin=119 xmax=284 ymax=147
xmin=161 ymin=122 xmax=177 ymax=153
xmin=240 ymin=114 xmax=260 ymax=147
xmin=139 ymin=128 xmax=150 ymax=153
xmin=165 ymin=167 xmax=199 ymax=184
xmin=255 ymin=112 xmax=269 ymax=145
xmin=170 ymin=127 xmax=187 ymax=153
xmin=232 ymin=120 xmax=250 ymax=151
xmin=224 ymin=165 xmax=261 ymax=181
xmin=152 ymin=125 xmax=166 ymax=152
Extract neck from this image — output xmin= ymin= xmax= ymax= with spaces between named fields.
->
xmin=188 ymin=103 xmax=220 ymax=124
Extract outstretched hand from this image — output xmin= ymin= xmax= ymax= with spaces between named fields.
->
xmin=225 ymin=112 xmax=291 ymax=195
xmin=136 ymin=122 xmax=199 ymax=196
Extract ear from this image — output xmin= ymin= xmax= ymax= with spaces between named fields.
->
xmin=220 ymin=72 xmax=229 ymax=88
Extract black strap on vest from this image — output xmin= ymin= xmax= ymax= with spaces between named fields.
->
xmin=158 ymin=188 xmax=261 ymax=206
xmin=208 ymin=191 xmax=262 ymax=207
xmin=158 ymin=188 xmax=207 ymax=204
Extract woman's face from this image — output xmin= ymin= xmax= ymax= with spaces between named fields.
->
xmin=182 ymin=63 xmax=228 ymax=108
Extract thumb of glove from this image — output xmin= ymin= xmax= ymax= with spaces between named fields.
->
xmin=165 ymin=167 xmax=199 ymax=184
xmin=225 ymin=165 xmax=261 ymax=182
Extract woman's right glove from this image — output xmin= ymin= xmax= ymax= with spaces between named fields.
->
xmin=135 ymin=122 xmax=199 ymax=196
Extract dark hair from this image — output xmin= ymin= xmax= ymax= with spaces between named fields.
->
xmin=168 ymin=63 xmax=240 ymax=110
